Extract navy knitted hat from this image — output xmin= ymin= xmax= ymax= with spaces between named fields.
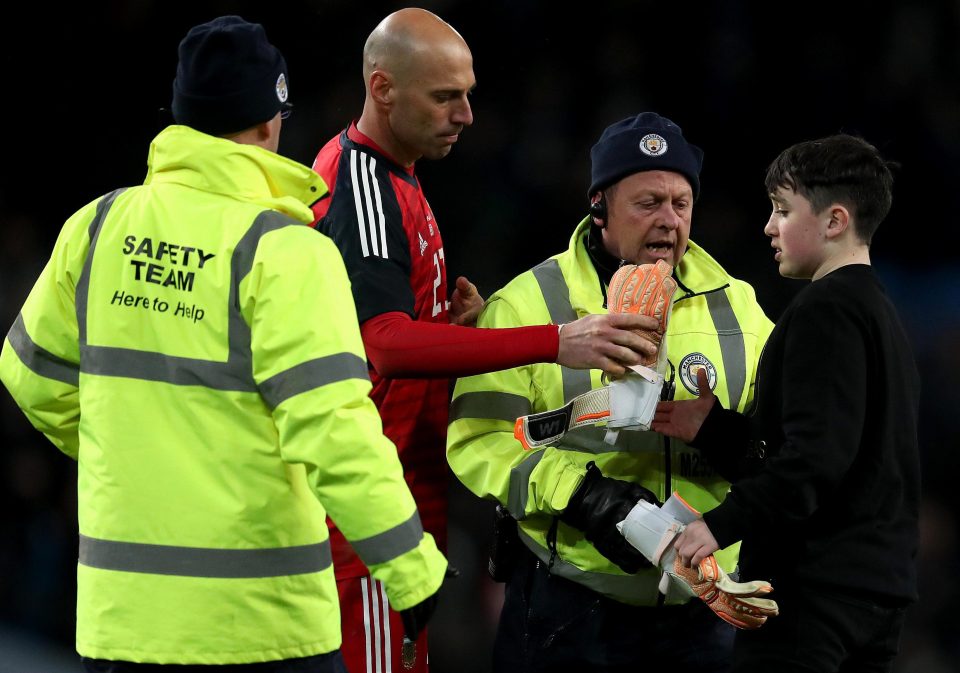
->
xmin=589 ymin=113 xmax=704 ymax=199
xmin=172 ymin=16 xmax=290 ymax=136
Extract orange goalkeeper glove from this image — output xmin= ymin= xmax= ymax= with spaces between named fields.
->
xmin=671 ymin=553 xmax=779 ymax=630
xmin=607 ymin=259 xmax=677 ymax=368
xmin=618 ymin=493 xmax=779 ymax=630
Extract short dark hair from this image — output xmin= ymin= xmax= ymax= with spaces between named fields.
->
xmin=764 ymin=134 xmax=895 ymax=244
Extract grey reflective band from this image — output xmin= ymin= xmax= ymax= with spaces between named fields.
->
xmin=559 ymin=426 xmax=663 ymax=454
xmin=78 ymin=534 xmax=332 ymax=578
xmin=449 ymin=391 xmax=532 ymax=424
xmin=532 ymin=258 xmax=591 ymax=402
xmin=517 ymin=528 xmax=665 ymax=605
xmin=77 ymin=189 xmax=128 ymax=345
xmin=507 ymin=450 xmax=546 ymax=519
xmin=532 ymin=259 xmax=578 ymax=325
xmin=226 ymin=210 xmax=301 ymax=382
xmin=80 ymin=346 xmax=259 ymax=392
xmin=705 ymin=290 xmax=746 ymax=410
xmin=259 ymin=352 xmax=369 ymax=410
xmin=350 ymin=512 xmax=424 ymax=566
xmin=6 ymin=314 xmax=79 ymax=386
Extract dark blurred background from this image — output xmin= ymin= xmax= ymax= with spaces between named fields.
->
xmin=1 ymin=1 xmax=958 ymax=671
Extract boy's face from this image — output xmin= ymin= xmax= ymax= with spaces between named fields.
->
xmin=764 ymin=186 xmax=828 ymax=279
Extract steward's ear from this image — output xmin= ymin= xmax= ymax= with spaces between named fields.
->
xmin=256 ymin=119 xmax=273 ymax=142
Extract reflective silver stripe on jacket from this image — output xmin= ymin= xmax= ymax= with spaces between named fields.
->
xmin=705 ymin=290 xmax=746 ymax=409
xmin=508 ymin=450 xmax=546 ymax=519
xmin=79 ymin=534 xmax=332 ymax=578
xmin=533 ymin=258 xmax=591 ymax=402
xmin=259 ymin=352 xmax=369 ymax=410
xmin=517 ymin=528 xmax=664 ymax=605
xmin=76 ymin=188 xmax=128 ymax=347
xmin=6 ymin=313 xmax=80 ymax=386
xmin=559 ymin=426 xmax=662 ymax=454
xmin=349 ymin=512 xmax=424 ymax=566
xmin=449 ymin=391 xmax=532 ymax=423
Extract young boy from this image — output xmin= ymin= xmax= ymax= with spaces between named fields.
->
xmin=651 ymin=134 xmax=920 ymax=673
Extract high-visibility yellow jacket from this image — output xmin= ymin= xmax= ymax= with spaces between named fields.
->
xmin=0 ymin=126 xmax=445 ymax=664
xmin=447 ymin=217 xmax=772 ymax=606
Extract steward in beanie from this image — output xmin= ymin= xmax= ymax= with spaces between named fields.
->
xmin=172 ymin=15 xmax=291 ymax=136
xmin=589 ymin=112 xmax=704 ymax=200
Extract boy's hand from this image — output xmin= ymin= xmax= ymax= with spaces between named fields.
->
xmin=651 ymin=367 xmax=715 ymax=442
xmin=674 ymin=518 xmax=720 ymax=567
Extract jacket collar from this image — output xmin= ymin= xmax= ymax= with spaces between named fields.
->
xmin=144 ymin=125 xmax=328 ymax=224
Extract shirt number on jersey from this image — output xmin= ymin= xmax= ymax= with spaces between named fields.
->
xmin=431 ymin=247 xmax=450 ymax=317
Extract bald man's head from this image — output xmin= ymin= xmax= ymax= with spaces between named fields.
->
xmin=358 ymin=8 xmax=475 ymax=166
xmin=363 ymin=8 xmax=469 ymax=85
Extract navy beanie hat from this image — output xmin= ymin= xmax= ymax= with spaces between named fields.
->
xmin=589 ymin=113 xmax=704 ymax=199
xmin=172 ymin=16 xmax=290 ymax=136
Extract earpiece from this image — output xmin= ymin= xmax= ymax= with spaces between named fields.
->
xmin=589 ymin=192 xmax=607 ymax=227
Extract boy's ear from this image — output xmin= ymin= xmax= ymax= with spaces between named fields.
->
xmin=825 ymin=204 xmax=851 ymax=240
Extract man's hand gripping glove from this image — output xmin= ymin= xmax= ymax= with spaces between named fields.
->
xmin=607 ymin=259 xmax=676 ymax=370
xmin=617 ymin=493 xmax=779 ymax=629
xmin=560 ymin=462 xmax=660 ymax=573
xmin=514 ymin=261 xmax=676 ymax=449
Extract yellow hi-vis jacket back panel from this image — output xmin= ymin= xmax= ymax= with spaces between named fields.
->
xmin=448 ymin=218 xmax=773 ymax=606
xmin=0 ymin=126 xmax=445 ymax=664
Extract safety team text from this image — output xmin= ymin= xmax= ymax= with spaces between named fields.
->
xmin=122 ymin=235 xmax=216 ymax=292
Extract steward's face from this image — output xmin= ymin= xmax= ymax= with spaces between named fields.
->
xmin=601 ymin=170 xmax=693 ymax=267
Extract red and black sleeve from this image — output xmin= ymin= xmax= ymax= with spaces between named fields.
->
xmin=315 ymin=145 xmax=415 ymax=323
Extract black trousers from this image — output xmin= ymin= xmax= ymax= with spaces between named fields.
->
xmin=82 ymin=651 xmax=347 ymax=673
xmin=732 ymin=585 xmax=907 ymax=673
xmin=493 ymin=545 xmax=735 ymax=673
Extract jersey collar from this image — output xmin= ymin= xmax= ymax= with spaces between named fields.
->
xmin=346 ymin=121 xmax=416 ymax=177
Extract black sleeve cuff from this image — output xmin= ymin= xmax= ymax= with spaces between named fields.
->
xmin=702 ymin=499 xmax=748 ymax=550
xmin=690 ymin=398 xmax=747 ymax=449
xmin=687 ymin=399 xmax=752 ymax=482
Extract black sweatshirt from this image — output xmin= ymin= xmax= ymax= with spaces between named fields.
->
xmin=696 ymin=264 xmax=921 ymax=605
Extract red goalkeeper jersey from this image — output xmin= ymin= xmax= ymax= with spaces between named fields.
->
xmin=312 ymin=123 xmax=451 ymax=580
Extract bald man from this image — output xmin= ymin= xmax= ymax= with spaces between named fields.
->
xmin=310 ymin=10 xmax=657 ymax=672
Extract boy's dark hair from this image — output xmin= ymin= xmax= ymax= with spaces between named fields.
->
xmin=764 ymin=134 xmax=895 ymax=244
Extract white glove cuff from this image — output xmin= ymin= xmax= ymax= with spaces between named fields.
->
xmin=616 ymin=499 xmax=682 ymax=567
xmin=660 ymin=491 xmax=700 ymax=525
xmin=607 ymin=367 xmax=664 ymax=431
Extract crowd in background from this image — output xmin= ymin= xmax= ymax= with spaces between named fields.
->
xmin=1 ymin=1 xmax=958 ymax=671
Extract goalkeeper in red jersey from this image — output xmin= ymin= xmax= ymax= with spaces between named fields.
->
xmin=309 ymin=9 xmax=658 ymax=672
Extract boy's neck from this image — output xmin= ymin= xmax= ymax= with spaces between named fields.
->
xmin=812 ymin=244 xmax=871 ymax=281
